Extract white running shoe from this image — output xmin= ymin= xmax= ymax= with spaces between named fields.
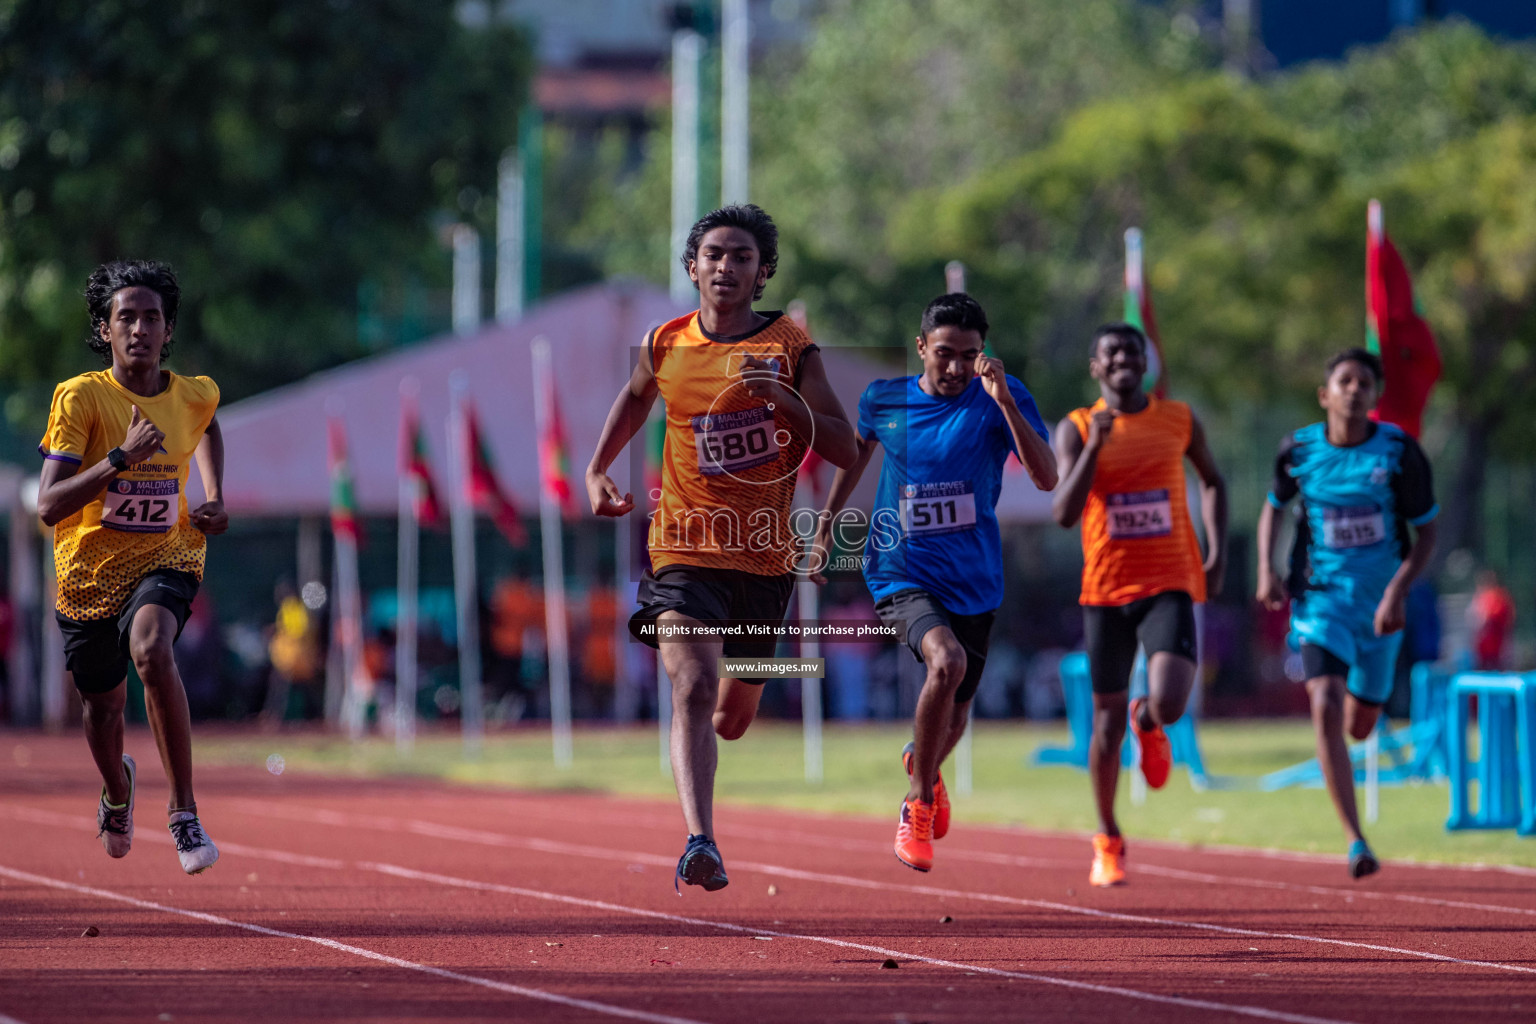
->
xmin=168 ymin=810 xmax=219 ymax=875
xmin=96 ymin=754 xmax=136 ymax=859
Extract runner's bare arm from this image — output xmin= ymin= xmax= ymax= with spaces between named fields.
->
xmin=741 ymin=349 xmax=857 ymax=469
xmin=808 ymin=434 xmax=880 ymax=585
xmin=1375 ymin=519 xmax=1436 ymax=636
xmin=191 ymin=415 xmax=228 ymax=535
xmin=37 ymin=404 xmax=165 ymax=526
xmin=1185 ymin=413 xmax=1228 ymax=597
xmin=586 ymin=344 xmax=660 ymax=517
xmin=974 ymin=356 xmax=1056 ymax=490
xmin=1254 ymin=499 xmax=1288 ymax=610
xmin=1051 ymin=410 xmax=1112 ymax=528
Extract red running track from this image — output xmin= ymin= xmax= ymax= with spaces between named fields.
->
xmin=3 ymin=730 xmax=1534 ymax=1024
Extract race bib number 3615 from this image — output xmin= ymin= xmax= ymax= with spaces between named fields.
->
xmin=1322 ymin=505 xmax=1385 ymax=549
xmin=1106 ymin=489 xmax=1172 ymax=539
xmin=692 ymin=407 xmax=779 ymax=476
xmin=899 ymin=481 xmax=977 ymax=536
xmin=102 ymin=478 xmax=178 ymax=533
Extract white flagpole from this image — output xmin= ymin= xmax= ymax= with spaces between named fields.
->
xmin=531 ymin=337 xmax=573 ymax=769
xmin=799 ymin=580 xmax=823 ymax=783
xmin=326 ymin=405 xmax=367 ymax=741
xmin=395 ymin=379 xmax=421 ymax=754
xmin=670 ymin=27 xmax=702 ymax=303
xmin=448 ymin=373 xmax=484 ymax=755
xmin=496 ymin=150 xmax=525 ymax=324
xmin=957 ymin=718 xmax=973 ymax=797
xmin=721 ymin=0 xmax=750 ymax=205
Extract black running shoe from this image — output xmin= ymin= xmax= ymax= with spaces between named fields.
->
xmin=1348 ymin=839 xmax=1380 ymax=880
xmin=675 ymin=834 xmax=729 ymax=893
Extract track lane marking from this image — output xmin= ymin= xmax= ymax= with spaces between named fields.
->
xmin=223 ymin=803 xmax=1536 ymax=976
xmin=233 ymin=799 xmax=1536 ymax=920
xmin=364 ymin=861 xmax=1360 ymax=1024
xmin=0 ymin=864 xmax=712 ymax=1024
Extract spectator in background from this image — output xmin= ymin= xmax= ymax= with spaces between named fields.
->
xmin=263 ymin=581 xmax=321 ymax=725
xmin=177 ymin=592 xmax=224 ymax=719
xmin=487 ymin=576 xmax=542 ymax=720
xmin=0 ymin=590 xmax=12 ymax=721
xmin=1389 ymin=577 xmax=1441 ymax=718
xmin=1467 ymin=569 xmax=1515 ymax=671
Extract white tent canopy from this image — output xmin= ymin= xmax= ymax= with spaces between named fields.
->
xmin=204 ymin=281 xmax=1054 ymax=523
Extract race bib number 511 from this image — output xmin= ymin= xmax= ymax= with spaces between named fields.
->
xmin=899 ymin=481 xmax=977 ymax=535
xmin=692 ymin=407 xmax=779 ymax=476
xmin=1107 ymin=489 xmax=1172 ymax=539
xmin=102 ymin=478 xmax=178 ymax=533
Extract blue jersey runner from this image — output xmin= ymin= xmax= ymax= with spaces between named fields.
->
xmin=857 ymin=375 xmax=1048 ymax=615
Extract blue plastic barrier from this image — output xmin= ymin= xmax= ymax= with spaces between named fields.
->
xmin=1444 ymin=672 xmax=1536 ymax=835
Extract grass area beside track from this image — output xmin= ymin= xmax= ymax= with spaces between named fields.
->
xmin=193 ymin=718 xmax=1536 ymax=869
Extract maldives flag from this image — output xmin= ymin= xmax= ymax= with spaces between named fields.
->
xmin=643 ymin=408 xmax=666 ymax=507
xmin=327 ymin=416 xmax=362 ymax=545
xmin=1124 ymin=228 xmax=1169 ymax=398
xmin=1366 ymin=201 xmax=1441 ymax=439
xmin=538 ymin=375 xmax=574 ymax=514
xmin=463 ymin=401 xmax=527 ymax=546
xmin=399 ymin=400 xmax=445 ymax=528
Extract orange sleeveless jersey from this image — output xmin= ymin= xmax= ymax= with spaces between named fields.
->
xmin=1068 ymin=397 xmax=1206 ymax=606
xmin=648 ymin=310 xmax=815 ymax=576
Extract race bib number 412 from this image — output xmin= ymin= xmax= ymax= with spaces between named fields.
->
xmin=1322 ymin=505 xmax=1386 ymax=549
xmin=1106 ymin=489 xmax=1172 ymax=539
xmin=899 ymin=481 xmax=977 ymax=535
xmin=102 ymin=478 xmax=178 ymax=533
xmin=692 ymin=407 xmax=780 ymax=476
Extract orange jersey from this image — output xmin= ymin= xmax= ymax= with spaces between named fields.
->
xmin=648 ymin=310 xmax=816 ymax=576
xmin=1068 ymin=397 xmax=1206 ymax=606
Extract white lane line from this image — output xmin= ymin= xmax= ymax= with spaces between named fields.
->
xmin=0 ymin=864 xmax=711 ymax=1024
xmin=231 ymin=803 xmax=1536 ymax=976
xmin=237 ymin=799 xmax=1536 ymax=921
xmin=1 ymin=1013 xmax=32 ymax=1024
xmin=366 ymin=861 xmax=1358 ymax=1024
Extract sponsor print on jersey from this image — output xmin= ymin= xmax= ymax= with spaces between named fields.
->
xmin=102 ymin=478 xmax=178 ymax=533
xmin=1106 ymin=488 xmax=1173 ymax=539
xmin=898 ymin=481 xmax=977 ymax=536
xmin=692 ymin=407 xmax=780 ymax=476
xmin=1322 ymin=505 xmax=1386 ymax=549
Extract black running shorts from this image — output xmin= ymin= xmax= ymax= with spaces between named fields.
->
xmin=629 ymin=564 xmax=796 ymax=664
xmin=56 ymin=568 xmax=201 ymax=694
xmin=1082 ymin=590 xmax=1197 ymax=696
xmin=873 ymin=588 xmax=996 ymax=704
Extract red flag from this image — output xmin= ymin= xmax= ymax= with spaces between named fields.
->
xmin=463 ymin=401 xmax=528 ymax=546
xmin=538 ymin=374 xmax=574 ymax=515
xmin=1366 ymin=201 xmax=1441 ymax=439
xmin=399 ymin=399 xmax=445 ymax=528
xmin=327 ymin=416 xmax=362 ymax=545
xmin=1124 ymin=228 xmax=1168 ymax=399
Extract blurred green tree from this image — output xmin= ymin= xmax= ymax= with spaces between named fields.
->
xmin=0 ymin=0 xmax=529 ymax=432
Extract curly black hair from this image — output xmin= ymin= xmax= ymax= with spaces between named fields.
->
xmin=681 ymin=204 xmax=779 ymax=301
xmin=85 ymin=260 xmax=180 ymax=366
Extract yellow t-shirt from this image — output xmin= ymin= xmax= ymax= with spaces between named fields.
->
xmin=40 ymin=370 xmax=220 ymax=620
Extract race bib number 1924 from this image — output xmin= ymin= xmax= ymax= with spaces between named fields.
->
xmin=1107 ymin=489 xmax=1172 ymax=539
xmin=102 ymin=478 xmax=178 ymax=533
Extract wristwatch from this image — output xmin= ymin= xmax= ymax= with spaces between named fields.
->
xmin=106 ymin=447 xmax=129 ymax=472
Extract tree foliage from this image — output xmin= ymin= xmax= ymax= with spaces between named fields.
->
xmin=0 ymin=0 xmax=529 ymax=432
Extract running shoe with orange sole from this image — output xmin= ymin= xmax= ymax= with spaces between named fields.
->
xmin=1090 ymin=832 xmax=1126 ymax=887
xmin=901 ymin=741 xmax=950 ymax=840
xmin=894 ymin=796 xmax=936 ymax=872
xmin=1129 ymin=697 xmax=1171 ymax=789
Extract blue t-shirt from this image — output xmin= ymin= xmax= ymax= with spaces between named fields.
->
xmin=1268 ymin=421 xmax=1437 ymax=615
xmin=857 ymin=375 xmax=1049 ymax=615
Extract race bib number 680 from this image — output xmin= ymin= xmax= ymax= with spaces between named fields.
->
xmin=692 ymin=407 xmax=780 ymax=476
xmin=102 ymin=478 xmax=178 ymax=533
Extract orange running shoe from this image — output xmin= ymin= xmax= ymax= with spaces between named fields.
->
xmin=1090 ymin=833 xmax=1127 ymax=887
xmin=902 ymin=741 xmax=950 ymax=840
xmin=894 ymin=797 xmax=936 ymax=872
xmin=1130 ymin=697 xmax=1171 ymax=790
